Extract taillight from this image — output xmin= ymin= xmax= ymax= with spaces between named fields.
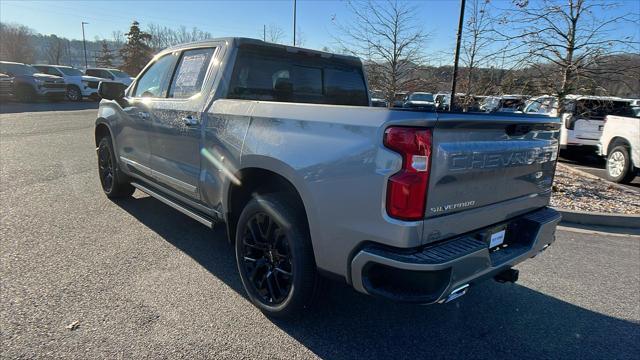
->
xmin=383 ymin=127 xmax=432 ymax=221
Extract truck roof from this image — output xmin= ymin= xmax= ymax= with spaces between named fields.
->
xmin=162 ymin=37 xmax=362 ymax=66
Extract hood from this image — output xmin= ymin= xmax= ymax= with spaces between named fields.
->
xmin=33 ymin=73 xmax=64 ymax=82
xmin=406 ymin=100 xmax=434 ymax=105
xmin=81 ymin=75 xmax=105 ymax=82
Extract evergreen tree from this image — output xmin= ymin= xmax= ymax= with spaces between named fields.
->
xmin=119 ymin=21 xmax=152 ymax=76
xmin=96 ymin=40 xmax=115 ymax=68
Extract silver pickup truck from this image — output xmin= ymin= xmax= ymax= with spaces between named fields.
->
xmin=94 ymin=38 xmax=561 ymax=317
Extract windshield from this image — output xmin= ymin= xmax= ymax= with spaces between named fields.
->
xmin=58 ymin=67 xmax=84 ymax=76
xmin=110 ymin=70 xmax=131 ymax=78
xmin=0 ymin=63 xmax=37 ymax=76
xmin=409 ymin=93 xmax=434 ymax=102
xmin=371 ymin=90 xmax=384 ymax=99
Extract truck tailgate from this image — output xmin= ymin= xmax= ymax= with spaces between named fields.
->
xmin=426 ymin=113 xmax=560 ymax=219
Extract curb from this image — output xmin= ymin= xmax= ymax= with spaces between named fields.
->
xmin=553 ymin=207 xmax=640 ymax=228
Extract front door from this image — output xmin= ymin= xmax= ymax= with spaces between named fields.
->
xmin=147 ymin=47 xmax=217 ymax=201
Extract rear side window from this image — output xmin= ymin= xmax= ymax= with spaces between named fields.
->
xmin=227 ymin=46 xmax=368 ymax=106
xmin=575 ymin=100 xmax=635 ymax=120
xmin=133 ymin=54 xmax=178 ymax=98
xmin=169 ymin=48 xmax=215 ymax=99
xmin=324 ymin=68 xmax=367 ymax=105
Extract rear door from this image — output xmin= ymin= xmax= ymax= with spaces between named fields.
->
xmin=147 ymin=46 xmax=218 ymax=201
xmin=426 ymin=112 xmax=560 ymax=219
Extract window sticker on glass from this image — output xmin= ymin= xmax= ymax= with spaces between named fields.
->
xmin=175 ymin=53 xmax=207 ymax=87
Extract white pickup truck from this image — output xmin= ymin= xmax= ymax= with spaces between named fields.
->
xmin=599 ymin=115 xmax=639 ymax=183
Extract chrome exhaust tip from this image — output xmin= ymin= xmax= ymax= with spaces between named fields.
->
xmin=442 ymin=284 xmax=469 ymax=303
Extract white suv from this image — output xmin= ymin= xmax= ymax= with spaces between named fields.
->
xmin=524 ymin=95 xmax=635 ymax=152
xmin=33 ymin=65 xmax=104 ymax=101
xmin=85 ymin=68 xmax=134 ymax=87
xmin=599 ymin=114 xmax=639 ymax=183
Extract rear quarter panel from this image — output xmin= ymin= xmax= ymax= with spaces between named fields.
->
xmin=238 ymin=101 xmax=437 ymax=279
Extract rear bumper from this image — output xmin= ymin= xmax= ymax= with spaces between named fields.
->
xmin=350 ymin=207 xmax=561 ymax=303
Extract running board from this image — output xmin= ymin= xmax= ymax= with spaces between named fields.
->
xmin=131 ymin=182 xmax=214 ymax=228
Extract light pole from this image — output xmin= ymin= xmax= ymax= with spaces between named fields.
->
xmin=81 ymin=21 xmax=89 ymax=69
xmin=449 ymin=0 xmax=465 ymax=112
xmin=292 ymin=0 xmax=297 ymax=46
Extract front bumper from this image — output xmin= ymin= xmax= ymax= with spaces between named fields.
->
xmin=350 ymin=207 xmax=561 ymax=303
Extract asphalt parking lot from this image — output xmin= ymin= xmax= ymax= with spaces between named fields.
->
xmin=1 ymin=103 xmax=639 ymax=359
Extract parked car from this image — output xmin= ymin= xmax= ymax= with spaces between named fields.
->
xmin=434 ymin=92 xmax=481 ymax=112
xmin=391 ymin=91 xmax=408 ymax=107
xmin=525 ymin=95 xmax=635 ymax=152
xmin=0 ymin=61 xmax=66 ymax=102
xmin=33 ymin=64 xmax=104 ymax=101
xmin=481 ymin=95 xmax=528 ymax=113
xmin=370 ymin=90 xmax=388 ymax=107
xmin=402 ymin=91 xmax=435 ymax=110
xmin=94 ymin=38 xmax=561 ymax=317
xmin=0 ymin=73 xmax=14 ymax=98
xmin=85 ymin=68 xmax=134 ymax=87
xmin=598 ymin=114 xmax=639 ymax=183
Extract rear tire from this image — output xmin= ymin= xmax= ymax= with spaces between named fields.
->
xmin=235 ymin=194 xmax=317 ymax=318
xmin=97 ymin=136 xmax=135 ymax=198
xmin=606 ymin=145 xmax=635 ymax=184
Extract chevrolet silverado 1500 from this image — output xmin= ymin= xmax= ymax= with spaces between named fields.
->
xmin=94 ymin=38 xmax=562 ymax=317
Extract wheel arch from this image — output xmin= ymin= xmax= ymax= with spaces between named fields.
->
xmin=225 ymin=164 xmax=313 ymax=250
xmin=607 ymin=136 xmax=631 ymax=155
xmin=94 ymin=120 xmax=112 ymax=147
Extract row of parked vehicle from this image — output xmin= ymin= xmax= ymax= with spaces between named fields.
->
xmin=369 ymin=90 xmax=639 ymax=183
xmin=0 ymin=61 xmax=134 ymax=102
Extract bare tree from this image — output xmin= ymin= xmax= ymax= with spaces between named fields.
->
xmin=459 ymin=0 xmax=503 ymax=98
xmin=262 ymin=24 xmax=285 ymax=43
xmin=333 ymin=0 xmax=429 ymax=103
xmin=112 ymin=30 xmax=125 ymax=48
xmin=0 ymin=23 xmax=36 ymax=63
xmin=294 ymin=25 xmax=305 ymax=47
xmin=44 ymin=34 xmax=69 ymax=65
xmin=499 ymin=0 xmax=640 ymax=106
xmin=146 ymin=23 xmax=212 ymax=51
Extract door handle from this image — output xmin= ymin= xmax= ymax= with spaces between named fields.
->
xmin=137 ymin=111 xmax=150 ymax=119
xmin=182 ymin=115 xmax=199 ymax=126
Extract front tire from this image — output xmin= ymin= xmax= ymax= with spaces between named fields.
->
xmin=97 ymin=136 xmax=135 ymax=198
xmin=66 ymin=85 xmax=82 ymax=101
xmin=235 ymin=194 xmax=317 ymax=318
xmin=606 ymin=145 xmax=635 ymax=184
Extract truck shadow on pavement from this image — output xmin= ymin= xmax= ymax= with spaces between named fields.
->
xmin=117 ymin=195 xmax=640 ymax=360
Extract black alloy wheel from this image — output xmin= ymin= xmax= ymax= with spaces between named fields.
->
xmin=240 ymin=212 xmax=293 ymax=305
xmin=98 ymin=142 xmax=114 ymax=193
xmin=67 ymin=86 xmax=82 ymax=101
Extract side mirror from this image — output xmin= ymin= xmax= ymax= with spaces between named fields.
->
xmin=98 ymin=81 xmax=127 ymax=100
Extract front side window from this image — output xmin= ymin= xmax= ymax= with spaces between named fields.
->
xmin=169 ymin=48 xmax=215 ymax=99
xmin=110 ymin=70 xmax=131 ymax=78
xmin=58 ymin=67 xmax=83 ymax=76
xmin=133 ymin=54 xmax=178 ymax=98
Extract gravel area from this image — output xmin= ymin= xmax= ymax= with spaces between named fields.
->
xmin=551 ymin=163 xmax=640 ymax=214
